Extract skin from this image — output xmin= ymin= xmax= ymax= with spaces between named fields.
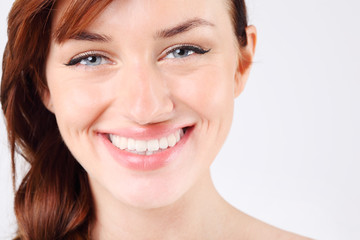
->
xmin=45 ymin=0 xmax=311 ymax=239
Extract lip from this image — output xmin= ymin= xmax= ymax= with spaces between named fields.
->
xmin=104 ymin=124 xmax=190 ymax=140
xmin=99 ymin=126 xmax=193 ymax=171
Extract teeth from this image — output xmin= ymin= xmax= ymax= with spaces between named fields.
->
xmin=147 ymin=139 xmax=159 ymax=151
xmin=135 ymin=140 xmax=147 ymax=152
xmin=119 ymin=137 xmax=127 ymax=150
xmin=109 ymin=128 xmax=185 ymax=155
xmin=175 ymin=131 xmax=180 ymax=142
xmin=128 ymin=138 xmax=136 ymax=150
xmin=109 ymin=134 xmax=119 ymax=147
xmin=167 ymin=134 xmax=176 ymax=147
xmin=159 ymin=137 xmax=169 ymax=150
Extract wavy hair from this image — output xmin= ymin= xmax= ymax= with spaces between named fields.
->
xmin=1 ymin=0 xmax=248 ymax=239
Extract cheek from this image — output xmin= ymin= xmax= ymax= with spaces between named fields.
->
xmin=48 ymin=79 xmax=110 ymax=132
xmin=170 ymin=64 xmax=235 ymax=119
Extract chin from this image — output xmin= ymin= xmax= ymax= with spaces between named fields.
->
xmin=101 ymin=176 xmax=192 ymax=210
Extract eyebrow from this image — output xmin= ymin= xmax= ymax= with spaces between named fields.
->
xmin=66 ymin=18 xmax=214 ymax=42
xmin=155 ymin=18 xmax=215 ymax=39
xmin=70 ymin=32 xmax=112 ymax=42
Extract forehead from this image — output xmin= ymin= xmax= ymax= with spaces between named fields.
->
xmin=52 ymin=0 xmax=232 ymax=42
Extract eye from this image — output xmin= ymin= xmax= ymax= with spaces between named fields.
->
xmin=164 ymin=45 xmax=211 ymax=59
xmin=65 ymin=52 xmax=112 ymax=67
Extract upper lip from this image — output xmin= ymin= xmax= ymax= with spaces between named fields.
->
xmin=98 ymin=124 xmax=193 ymax=140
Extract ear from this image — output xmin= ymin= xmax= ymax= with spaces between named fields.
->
xmin=41 ymin=88 xmax=54 ymax=113
xmin=234 ymin=25 xmax=257 ymax=98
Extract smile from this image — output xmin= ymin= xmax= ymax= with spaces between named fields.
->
xmin=101 ymin=126 xmax=192 ymax=171
xmin=108 ymin=128 xmax=185 ymax=156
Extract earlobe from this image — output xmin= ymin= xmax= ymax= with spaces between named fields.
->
xmin=42 ymin=89 xmax=54 ymax=113
xmin=234 ymin=25 xmax=257 ymax=98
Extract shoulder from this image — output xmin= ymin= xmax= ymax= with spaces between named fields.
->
xmin=228 ymin=211 xmax=313 ymax=240
xmin=253 ymin=224 xmax=313 ymax=240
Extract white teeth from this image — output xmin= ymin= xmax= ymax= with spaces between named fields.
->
xmin=159 ymin=137 xmax=169 ymax=150
xmin=128 ymin=138 xmax=136 ymax=150
xmin=167 ymin=134 xmax=176 ymax=147
xmin=109 ymin=128 xmax=186 ymax=155
xmin=135 ymin=140 xmax=147 ymax=152
xmin=109 ymin=134 xmax=120 ymax=146
xmin=175 ymin=130 xmax=180 ymax=142
xmin=119 ymin=137 xmax=127 ymax=150
xmin=147 ymin=139 xmax=159 ymax=151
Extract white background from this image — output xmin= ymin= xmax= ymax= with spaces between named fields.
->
xmin=1 ymin=0 xmax=359 ymax=239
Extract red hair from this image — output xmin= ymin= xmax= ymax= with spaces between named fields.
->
xmin=1 ymin=0 xmax=248 ymax=238
xmin=2 ymin=0 xmax=112 ymax=238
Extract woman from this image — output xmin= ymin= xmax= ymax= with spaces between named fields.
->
xmin=1 ymin=0 xmax=310 ymax=239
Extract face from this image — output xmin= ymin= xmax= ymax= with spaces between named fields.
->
xmin=45 ymin=0 xmax=247 ymax=209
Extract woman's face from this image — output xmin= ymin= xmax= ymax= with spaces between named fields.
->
xmin=46 ymin=0 xmax=247 ymax=208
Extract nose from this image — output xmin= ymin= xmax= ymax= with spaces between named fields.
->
xmin=118 ymin=62 xmax=174 ymax=125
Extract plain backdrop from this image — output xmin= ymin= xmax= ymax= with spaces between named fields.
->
xmin=1 ymin=0 xmax=359 ymax=239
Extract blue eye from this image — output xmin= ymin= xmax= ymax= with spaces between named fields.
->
xmin=79 ymin=56 xmax=103 ymax=66
xmin=164 ymin=45 xmax=210 ymax=59
xmin=65 ymin=53 xmax=111 ymax=66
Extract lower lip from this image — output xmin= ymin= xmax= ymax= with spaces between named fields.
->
xmin=100 ymin=127 xmax=192 ymax=171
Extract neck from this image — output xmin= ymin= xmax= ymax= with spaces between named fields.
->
xmin=91 ymin=171 xmax=233 ymax=240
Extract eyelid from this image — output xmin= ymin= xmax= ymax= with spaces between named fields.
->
xmin=160 ymin=44 xmax=210 ymax=60
xmin=65 ymin=50 xmax=114 ymax=66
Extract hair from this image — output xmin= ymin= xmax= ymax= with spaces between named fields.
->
xmin=1 ymin=0 xmax=249 ymax=239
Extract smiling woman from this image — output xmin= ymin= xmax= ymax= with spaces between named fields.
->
xmin=1 ymin=0 xmax=310 ymax=239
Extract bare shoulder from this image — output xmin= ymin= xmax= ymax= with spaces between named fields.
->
xmin=225 ymin=210 xmax=313 ymax=240
xmin=255 ymin=224 xmax=313 ymax=240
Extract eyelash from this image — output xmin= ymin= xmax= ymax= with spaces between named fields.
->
xmin=64 ymin=44 xmax=211 ymax=67
xmin=65 ymin=51 xmax=111 ymax=66
xmin=162 ymin=44 xmax=211 ymax=59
